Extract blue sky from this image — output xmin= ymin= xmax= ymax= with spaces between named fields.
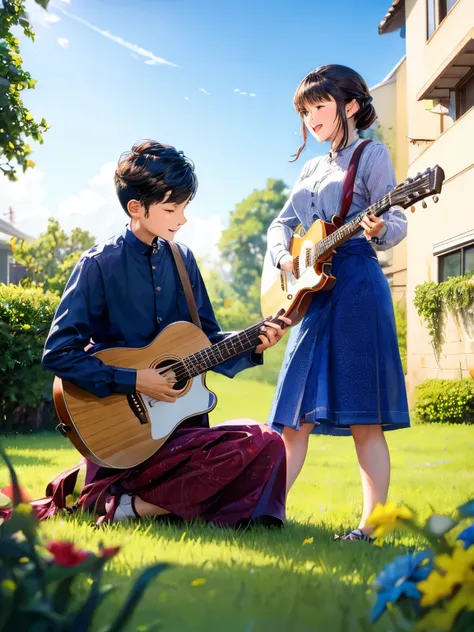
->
xmin=1 ymin=0 xmax=405 ymax=256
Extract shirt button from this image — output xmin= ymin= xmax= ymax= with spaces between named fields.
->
xmin=152 ymin=266 xmax=156 ymax=270
xmin=156 ymin=286 xmax=161 ymax=292
xmin=157 ymin=316 xmax=162 ymax=323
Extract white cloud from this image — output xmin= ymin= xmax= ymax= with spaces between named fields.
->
xmin=233 ymin=88 xmax=256 ymax=97
xmin=178 ymin=215 xmax=223 ymax=260
xmin=52 ymin=3 xmax=180 ymax=67
xmin=45 ymin=13 xmax=61 ymax=23
xmin=25 ymin=1 xmax=60 ymax=28
xmin=184 ymin=96 xmax=189 ymax=101
xmin=199 ymin=88 xmax=210 ymax=95
xmin=0 ymin=163 xmax=223 ymax=260
xmin=58 ymin=0 xmax=71 ymax=3
xmin=57 ymin=37 xmax=69 ymax=48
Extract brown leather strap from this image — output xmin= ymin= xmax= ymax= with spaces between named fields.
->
xmin=169 ymin=241 xmax=202 ymax=329
xmin=338 ymin=139 xmax=372 ymax=221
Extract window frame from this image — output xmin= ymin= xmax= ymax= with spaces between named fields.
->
xmin=438 ymin=242 xmax=474 ymax=282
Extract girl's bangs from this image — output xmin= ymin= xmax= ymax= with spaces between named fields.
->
xmin=293 ymin=76 xmax=332 ymax=115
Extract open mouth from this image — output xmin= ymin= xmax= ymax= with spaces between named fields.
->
xmin=313 ymin=124 xmax=322 ymax=133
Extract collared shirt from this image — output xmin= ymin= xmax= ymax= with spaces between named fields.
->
xmin=42 ymin=226 xmax=262 ymax=398
xmin=267 ymin=137 xmax=407 ymax=267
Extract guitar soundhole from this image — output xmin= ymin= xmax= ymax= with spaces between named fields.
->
xmin=155 ymin=359 xmax=189 ymax=391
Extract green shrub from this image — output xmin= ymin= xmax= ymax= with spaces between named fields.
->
xmin=0 ymin=284 xmax=59 ymax=432
xmin=393 ymin=300 xmax=407 ymax=374
xmin=414 ymin=378 xmax=474 ymax=425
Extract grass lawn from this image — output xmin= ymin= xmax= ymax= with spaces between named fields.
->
xmin=1 ymin=372 xmax=473 ymax=632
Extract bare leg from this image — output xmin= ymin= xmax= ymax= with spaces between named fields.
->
xmin=282 ymin=423 xmax=315 ymax=493
xmin=351 ymin=425 xmax=390 ymax=535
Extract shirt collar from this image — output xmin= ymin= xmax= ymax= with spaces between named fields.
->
xmin=122 ymin=225 xmax=161 ymax=256
xmin=328 ymin=132 xmax=361 ymax=161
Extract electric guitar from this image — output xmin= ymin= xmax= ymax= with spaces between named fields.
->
xmin=260 ymin=166 xmax=445 ymax=325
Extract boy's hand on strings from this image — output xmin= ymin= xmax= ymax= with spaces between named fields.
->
xmin=255 ymin=316 xmax=291 ymax=354
xmin=279 ymin=254 xmax=294 ymax=273
xmin=360 ymin=213 xmax=385 ymax=239
xmin=136 ymin=368 xmax=177 ymax=402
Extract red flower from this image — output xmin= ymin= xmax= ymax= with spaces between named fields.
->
xmin=1 ymin=484 xmax=32 ymax=503
xmin=47 ymin=541 xmax=90 ymax=568
xmin=99 ymin=546 xmax=120 ymax=558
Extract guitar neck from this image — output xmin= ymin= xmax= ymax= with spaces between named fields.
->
xmin=314 ymin=191 xmax=393 ymax=261
xmin=169 ymin=320 xmax=271 ymax=380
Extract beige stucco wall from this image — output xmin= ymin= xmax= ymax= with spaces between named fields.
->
xmin=402 ymin=0 xmax=474 ymax=401
xmin=406 ymin=109 xmax=474 ymax=401
xmin=371 ymin=59 xmax=409 ymax=306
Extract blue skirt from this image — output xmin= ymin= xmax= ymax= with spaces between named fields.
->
xmin=268 ymin=239 xmax=410 ymax=436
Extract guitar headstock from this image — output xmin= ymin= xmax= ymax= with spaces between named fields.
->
xmin=391 ymin=166 xmax=445 ymax=209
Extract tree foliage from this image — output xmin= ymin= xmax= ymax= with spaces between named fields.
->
xmin=0 ymin=0 xmax=50 ymax=181
xmin=11 ymin=218 xmax=95 ymax=295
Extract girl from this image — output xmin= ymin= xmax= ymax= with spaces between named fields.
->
xmin=266 ymin=64 xmax=409 ymax=541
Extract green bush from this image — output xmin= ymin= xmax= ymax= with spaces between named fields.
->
xmin=393 ymin=300 xmax=407 ymax=375
xmin=0 ymin=284 xmax=59 ymax=432
xmin=414 ymin=378 xmax=474 ymax=425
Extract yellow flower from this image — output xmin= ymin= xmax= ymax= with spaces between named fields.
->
xmin=417 ymin=584 xmax=474 ymax=631
xmin=26 ymin=160 xmax=36 ymax=169
xmin=0 ymin=579 xmax=16 ymax=593
xmin=191 ymin=578 xmax=207 ymax=587
xmin=365 ymin=502 xmax=413 ymax=538
xmin=418 ymin=570 xmax=454 ymax=607
xmin=302 ymin=537 xmax=314 ymax=545
xmin=435 ymin=546 xmax=474 ymax=586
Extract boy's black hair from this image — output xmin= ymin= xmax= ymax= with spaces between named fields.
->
xmin=114 ymin=140 xmax=198 ymax=216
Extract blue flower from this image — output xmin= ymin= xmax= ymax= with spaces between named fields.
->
xmin=457 ymin=524 xmax=474 ymax=549
xmin=371 ymin=551 xmax=433 ymax=623
xmin=457 ymin=500 xmax=474 ymax=518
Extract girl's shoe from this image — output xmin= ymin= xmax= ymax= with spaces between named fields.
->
xmin=334 ymin=528 xmax=375 ymax=543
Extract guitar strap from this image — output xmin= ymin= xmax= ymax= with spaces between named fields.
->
xmin=338 ymin=139 xmax=372 ymax=221
xmin=169 ymin=241 xmax=202 ymax=329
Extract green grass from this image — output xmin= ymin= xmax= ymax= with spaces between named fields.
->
xmin=1 ymin=373 xmax=473 ymax=632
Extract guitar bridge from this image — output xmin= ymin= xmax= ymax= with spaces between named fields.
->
xmin=127 ymin=393 xmax=148 ymax=425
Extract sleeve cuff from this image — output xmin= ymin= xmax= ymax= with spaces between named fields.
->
xmin=371 ymin=223 xmax=388 ymax=245
xmin=112 ymin=367 xmax=137 ymax=394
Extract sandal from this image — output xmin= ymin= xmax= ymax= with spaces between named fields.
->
xmin=334 ymin=528 xmax=375 ymax=543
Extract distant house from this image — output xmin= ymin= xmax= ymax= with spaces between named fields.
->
xmin=0 ymin=217 xmax=32 ymax=285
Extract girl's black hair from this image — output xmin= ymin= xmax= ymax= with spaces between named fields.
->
xmin=293 ymin=64 xmax=377 ymax=160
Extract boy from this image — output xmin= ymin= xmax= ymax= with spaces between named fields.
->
xmin=38 ymin=140 xmax=289 ymax=527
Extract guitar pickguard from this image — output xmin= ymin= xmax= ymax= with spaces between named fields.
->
xmin=142 ymin=376 xmax=217 ymax=440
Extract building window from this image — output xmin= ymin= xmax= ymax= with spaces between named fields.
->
xmin=455 ymin=69 xmax=474 ymax=118
xmin=438 ymin=243 xmax=474 ymax=282
xmin=427 ymin=0 xmax=458 ymax=38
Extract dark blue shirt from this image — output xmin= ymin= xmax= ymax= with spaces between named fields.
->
xmin=42 ymin=226 xmax=262 ymax=399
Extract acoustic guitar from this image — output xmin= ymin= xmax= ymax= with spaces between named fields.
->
xmin=53 ymin=317 xmax=282 ymax=469
xmin=261 ymin=166 xmax=445 ymax=325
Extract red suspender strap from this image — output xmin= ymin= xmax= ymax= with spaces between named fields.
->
xmin=338 ymin=139 xmax=372 ymax=221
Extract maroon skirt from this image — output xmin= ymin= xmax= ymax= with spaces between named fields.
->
xmin=1 ymin=421 xmax=287 ymax=528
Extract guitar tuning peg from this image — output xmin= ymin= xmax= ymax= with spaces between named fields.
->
xmin=422 ymin=200 xmax=428 ymax=209
xmin=433 ymin=196 xmax=439 ymax=203
xmin=410 ymin=206 xmax=416 ymax=213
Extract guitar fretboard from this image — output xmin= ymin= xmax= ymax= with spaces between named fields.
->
xmin=164 ymin=321 xmax=268 ymax=382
